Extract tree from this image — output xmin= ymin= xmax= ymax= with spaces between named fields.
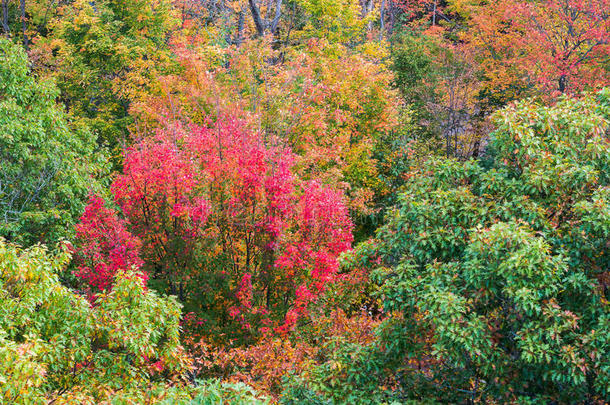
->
xmin=134 ymin=38 xmax=400 ymax=228
xmin=39 ymin=0 xmax=179 ymax=161
xmin=0 ymin=238 xmax=274 ymax=404
xmin=349 ymin=90 xmax=610 ymax=402
xmin=75 ymin=117 xmax=353 ymax=340
xmin=291 ymin=0 xmax=374 ymax=44
xmin=392 ymin=33 xmax=486 ymax=158
xmin=0 ymin=38 xmax=105 ymax=246
xmin=0 ymin=239 xmax=188 ymax=403
xmin=248 ymin=0 xmax=283 ymax=36
xmin=463 ymin=0 xmax=610 ymax=98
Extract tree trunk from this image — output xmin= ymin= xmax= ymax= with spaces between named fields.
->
xmin=269 ymin=0 xmax=282 ymax=34
xmin=389 ymin=0 xmax=395 ymax=36
xmin=235 ymin=6 xmax=245 ymax=46
xmin=249 ymin=0 xmax=265 ymax=36
xmin=1 ymin=0 xmax=8 ymax=35
xmin=363 ymin=0 xmax=374 ymax=31
xmin=379 ymin=0 xmax=386 ymax=39
xmin=21 ymin=0 xmax=28 ymax=49
xmin=558 ymin=74 xmax=567 ymax=93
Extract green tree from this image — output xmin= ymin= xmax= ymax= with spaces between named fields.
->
xmin=391 ymin=33 xmax=486 ymax=158
xmin=0 ymin=238 xmax=270 ymax=403
xmin=0 ymin=238 xmax=186 ymax=402
xmin=351 ymin=90 xmax=610 ymax=402
xmin=44 ymin=0 xmax=178 ymax=161
xmin=0 ymin=38 xmax=106 ymax=246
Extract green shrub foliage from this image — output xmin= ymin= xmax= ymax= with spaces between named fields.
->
xmin=0 ymin=239 xmax=184 ymax=402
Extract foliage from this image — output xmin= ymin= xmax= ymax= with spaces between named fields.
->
xmin=36 ymin=0 xmax=179 ymax=160
xmin=186 ymin=309 xmax=379 ymax=399
xmin=0 ymin=239 xmax=191 ymax=403
xmin=74 ymin=195 xmax=144 ymax=293
xmin=158 ymin=379 xmax=269 ymax=404
xmin=460 ymin=0 xmax=610 ymax=98
xmin=135 ymin=37 xmax=400 ymax=225
xmin=4 ymin=0 xmax=610 ymax=402
xmin=280 ymin=342 xmax=395 ymax=404
xmin=0 ymin=38 xmax=105 ymax=247
xmin=292 ymin=0 xmax=375 ymax=44
xmin=391 ymin=32 xmax=486 ymax=158
xmin=354 ymin=90 xmax=610 ymax=402
xmin=75 ymin=117 xmax=353 ymax=340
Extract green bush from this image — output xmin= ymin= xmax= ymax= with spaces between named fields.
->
xmin=0 ymin=239 xmax=186 ymax=403
xmin=0 ymin=239 xmax=272 ymax=403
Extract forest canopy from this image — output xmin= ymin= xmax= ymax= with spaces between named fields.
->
xmin=0 ymin=0 xmax=608 ymax=403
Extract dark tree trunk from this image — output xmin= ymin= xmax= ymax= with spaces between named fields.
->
xmin=558 ymin=74 xmax=567 ymax=93
xmin=235 ymin=7 xmax=245 ymax=46
xmin=389 ymin=0 xmax=396 ymax=36
xmin=249 ymin=0 xmax=265 ymax=36
xmin=20 ymin=0 xmax=28 ymax=49
xmin=249 ymin=0 xmax=282 ymax=37
xmin=2 ymin=0 xmax=9 ymax=35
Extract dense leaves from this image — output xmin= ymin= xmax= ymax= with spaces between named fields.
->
xmin=74 ymin=195 xmax=144 ymax=293
xmin=75 ymin=118 xmax=353 ymax=340
xmin=135 ymin=38 xmax=401 ymax=220
xmin=1 ymin=0 xmax=609 ymax=402
xmin=351 ymin=90 xmax=610 ymax=402
xmin=38 ymin=0 xmax=178 ymax=159
xmin=0 ymin=38 xmax=105 ymax=246
xmin=0 ymin=239 xmax=189 ymax=402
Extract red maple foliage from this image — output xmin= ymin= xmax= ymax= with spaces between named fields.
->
xmin=74 ymin=195 xmax=145 ymax=292
xmin=76 ymin=116 xmax=353 ymax=335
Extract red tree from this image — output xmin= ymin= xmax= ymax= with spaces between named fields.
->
xmin=74 ymin=195 xmax=144 ymax=292
xmin=78 ymin=117 xmax=353 ymax=336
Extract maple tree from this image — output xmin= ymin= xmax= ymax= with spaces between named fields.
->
xmin=75 ymin=116 xmax=353 ymax=339
xmin=134 ymin=37 xmax=401 ymax=222
xmin=462 ymin=0 xmax=610 ymax=98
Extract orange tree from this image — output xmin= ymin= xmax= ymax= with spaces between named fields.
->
xmin=133 ymin=37 xmax=401 ymax=236
xmin=460 ymin=0 xmax=610 ymax=99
